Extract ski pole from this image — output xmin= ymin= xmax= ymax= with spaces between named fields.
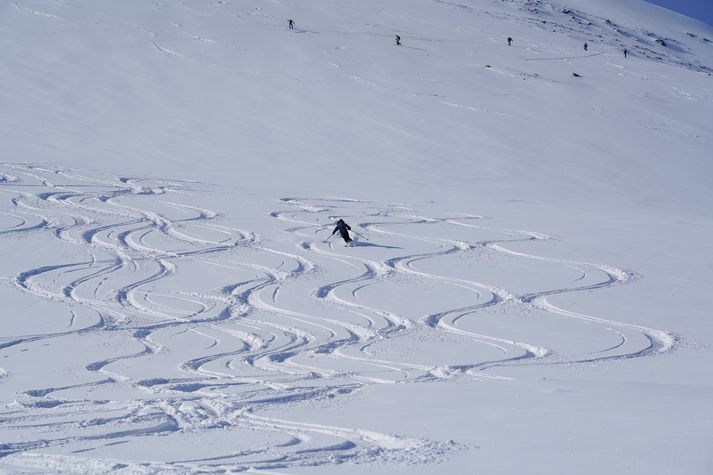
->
xmin=325 ymin=233 xmax=334 ymax=243
xmin=351 ymin=230 xmax=369 ymax=241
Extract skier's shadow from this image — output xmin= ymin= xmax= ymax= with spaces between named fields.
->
xmin=351 ymin=241 xmax=402 ymax=249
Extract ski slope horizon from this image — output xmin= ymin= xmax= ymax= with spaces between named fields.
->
xmin=1 ymin=0 xmax=712 ymax=473
xmin=643 ymin=0 xmax=713 ymax=28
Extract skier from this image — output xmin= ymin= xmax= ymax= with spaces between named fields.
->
xmin=288 ymin=19 xmax=295 ymax=30
xmin=583 ymin=42 xmax=588 ymax=51
xmin=395 ymin=35 xmax=401 ymax=46
xmin=331 ymin=219 xmax=353 ymax=246
xmin=507 ymin=37 xmax=513 ymax=46
xmin=624 ymin=48 xmax=628 ymax=58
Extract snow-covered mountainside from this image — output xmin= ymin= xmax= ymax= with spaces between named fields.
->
xmin=1 ymin=0 xmax=712 ymax=473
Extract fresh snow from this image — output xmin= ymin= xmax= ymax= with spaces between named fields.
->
xmin=1 ymin=0 xmax=712 ymax=473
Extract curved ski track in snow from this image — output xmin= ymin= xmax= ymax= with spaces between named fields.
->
xmin=0 ymin=166 xmax=674 ymax=471
xmin=0 ymin=166 xmax=458 ymax=471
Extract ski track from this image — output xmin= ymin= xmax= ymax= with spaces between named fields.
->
xmin=0 ymin=165 xmax=675 ymax=471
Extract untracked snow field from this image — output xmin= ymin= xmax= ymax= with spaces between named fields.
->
xmin=1 ymin=0 xmax=713 ymax=473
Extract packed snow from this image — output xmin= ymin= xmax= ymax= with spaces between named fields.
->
xmin=1 ymin=0 xmax=712 ymax=473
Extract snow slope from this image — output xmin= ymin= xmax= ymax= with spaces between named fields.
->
xmin=1 ymin=0 xmax=712 ymax=473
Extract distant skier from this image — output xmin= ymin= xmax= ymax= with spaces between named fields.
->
xmin=507 ymin=37 xmax=513 ymax=46
xmin=395 ymin=35 xmax=401 ymax=46
xmin=331 ymin=219 xmax=352 ymax=246
xmin=624 ymin=48 xmax=628 ymax=58
xmin=288 ymin=19 xmax=295 ymax=30
xmin=583 ymin=42 xmax=588 ymax=51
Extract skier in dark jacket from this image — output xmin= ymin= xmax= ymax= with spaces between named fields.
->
xmin=507 ymin=37 xmax=513 ymax=46
xmin=331 ymin=219 xmax=352 ymax=245
xmin=583 ymin=42 xmax=588 ymax=51
xmin=395 ymin=35 xmax=401 ymax=46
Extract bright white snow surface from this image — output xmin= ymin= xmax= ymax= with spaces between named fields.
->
xmin=1 ymin=0 xmax=712 ymax=473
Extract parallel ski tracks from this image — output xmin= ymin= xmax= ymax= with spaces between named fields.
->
xmin=1 ymin=166 xmax=458 ymax=469
xmin=0 ymin=167 xmax=675 ymax=471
